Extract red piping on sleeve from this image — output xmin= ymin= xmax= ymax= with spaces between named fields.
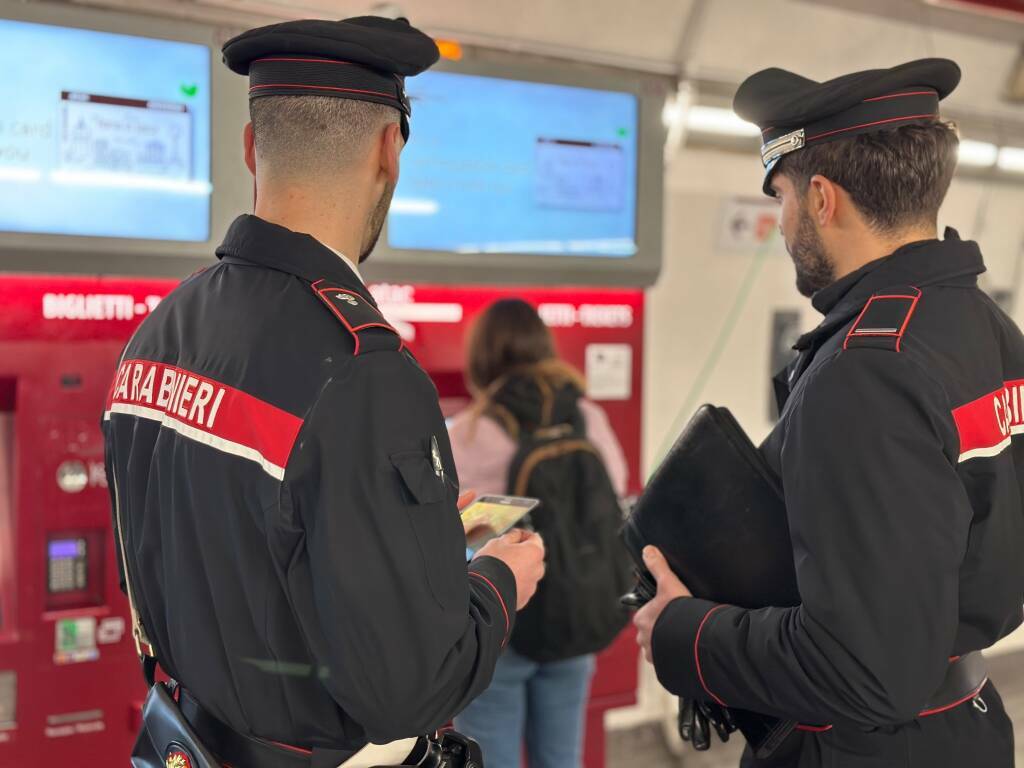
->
xmin=694 ymin=604 xmax=728 ymax=707
xmin=796 ymin=724 xmax=833 ymax=733
xmin=269 ymin=740 xmax=313 ymax=755
xmin=469 ymin=571 xmax=511 ymax=644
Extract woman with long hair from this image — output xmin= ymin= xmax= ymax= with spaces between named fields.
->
xmin=448 ymin=298 xmax=628 ymax=768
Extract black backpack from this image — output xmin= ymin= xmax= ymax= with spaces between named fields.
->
xmin=488 ymin=372 xmax=632 ymax=662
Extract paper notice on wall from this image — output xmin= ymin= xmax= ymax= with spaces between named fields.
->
xmin=585 ymin=343 xmax=632 ymax=400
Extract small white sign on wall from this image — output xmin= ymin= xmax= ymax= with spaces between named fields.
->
xmin=718 ymin=196 xmax=782 ymax=252
xmin=585 ymin=344 xmax=632 ymax=400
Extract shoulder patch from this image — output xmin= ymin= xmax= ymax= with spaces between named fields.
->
xmin=844 ymin=286 xmax=921 ymax=352
xmin=311 ymin=280 xmax=402 ymax=356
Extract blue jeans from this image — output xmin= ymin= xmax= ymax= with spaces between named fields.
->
xmin=454 ymin=649 xmax=596 ymax=768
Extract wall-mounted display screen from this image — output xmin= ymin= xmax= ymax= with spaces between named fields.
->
xmin=388 ymin=72 xmax=638 ymax=258
xmin=0 ymin=19 xmax=211 ymax=241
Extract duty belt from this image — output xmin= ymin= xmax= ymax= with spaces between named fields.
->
xmin=179 ymin=689 xmax=483 ymax=768
xmin=798 ymin=650 xmax=988 ymax=735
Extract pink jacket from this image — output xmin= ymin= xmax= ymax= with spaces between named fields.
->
xmin=447 ymin=398 xmax=629 ymax=498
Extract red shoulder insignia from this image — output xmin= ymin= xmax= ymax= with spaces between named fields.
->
xmin=844 ymin=286 xmax=921 ymax=352
xmin=311 ymin=280 xmax=401 ymax=355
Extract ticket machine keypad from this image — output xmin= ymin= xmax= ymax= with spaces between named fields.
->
xmin=47 ymin=538 xmax=88 ymax=594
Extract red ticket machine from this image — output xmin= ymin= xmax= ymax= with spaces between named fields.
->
xmin=0 ymin=275 xmax=177 ymax=767
xmin=0 ymin=275 xmax=642 ymax=768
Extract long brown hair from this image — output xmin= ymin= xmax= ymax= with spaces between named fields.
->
xmin=465 ymin=298 xmax=584 ymax=408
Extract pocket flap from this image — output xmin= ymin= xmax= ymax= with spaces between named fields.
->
xmin=390 ymin=450 xmax=445 ymax=505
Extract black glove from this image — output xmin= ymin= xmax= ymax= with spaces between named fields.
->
xmin=677 ymin=697 xmax=737 ymax=751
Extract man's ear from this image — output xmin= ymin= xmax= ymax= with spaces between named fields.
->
xmin=379 ymin=122 xmax=403 ymax=185
xmin=243 ymin=122 xmax=256 ymax=176
xmin=808 ymin=174 xmax=838 ymax=228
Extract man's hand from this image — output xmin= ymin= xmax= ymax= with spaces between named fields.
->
xmin=634 ymin=545 xmax=692 ymax=663
xmin=474 ymin=529 xmax=546 ymax=610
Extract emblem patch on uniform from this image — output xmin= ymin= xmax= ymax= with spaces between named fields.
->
xmin=334 ymin=293 xmax=359 ymax=306
xmin=164 ymin=746 xmax=194 ymax=768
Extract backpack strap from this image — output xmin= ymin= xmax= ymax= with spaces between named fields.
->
xmin=843 ymin=285 xmax=922 ymax=352
xmin=511 ymin=438 xmax=600 ymax=496
xmin=311 ymin=280 xmax=403 ymax=355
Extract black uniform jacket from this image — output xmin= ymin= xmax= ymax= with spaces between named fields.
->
xmin=102 ymin=215 xmax=516 ymax=750
xmin=652 ymin=229 xmax=1024 ymax=727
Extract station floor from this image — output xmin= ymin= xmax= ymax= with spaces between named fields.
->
xmin=607 ymin=650 xmax=1024 ymax=767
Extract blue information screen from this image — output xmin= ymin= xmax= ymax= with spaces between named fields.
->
xmin=0 ymin=19 xmax=211 ymax=241
xmin=389 ymin=72 xmax=638 ymax=257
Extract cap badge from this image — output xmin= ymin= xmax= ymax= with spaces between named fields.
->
xmin=761 ymin=128 xmax=805 ymax=168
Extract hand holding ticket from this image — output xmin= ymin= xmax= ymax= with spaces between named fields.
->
xmin=461 ymin=494 xmax=540 ymax=553
xmin=474 ymin=528 xmax=546 ymax=611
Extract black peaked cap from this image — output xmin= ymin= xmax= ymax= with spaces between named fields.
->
xmin=733 ymin=58 xmax=961 ymax=195
xmin=222 ymin=16 xmax=440 ymax=140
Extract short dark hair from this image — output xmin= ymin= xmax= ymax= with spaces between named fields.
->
xmin=775 ymin=120 xmax=960 ymax=232
xmin=250 ymin=95 xmax=397 ymax=177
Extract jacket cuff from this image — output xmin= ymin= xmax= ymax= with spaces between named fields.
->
xmin=468 ymin=556 xmax=517 ymax=642
xmin=652 ymin=597 xmax=729 ymax=704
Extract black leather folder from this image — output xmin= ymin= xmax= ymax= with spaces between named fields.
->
xmin=622 ymin=404 xmax=800 ymax=757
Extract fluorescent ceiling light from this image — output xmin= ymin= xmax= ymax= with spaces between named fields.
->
xmin=997 ymin=146 xmax=1024 ymax=173
xmin=684 ymin=106 xmax=761 ymax=138
xmin=958 ymin=139 xmax=998 ymax=168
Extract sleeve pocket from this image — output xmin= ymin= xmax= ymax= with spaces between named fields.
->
xmin=389 ymin=449 xmax=466 ymax=611
xmin=390 ymin=450 xmax=446 ymax=504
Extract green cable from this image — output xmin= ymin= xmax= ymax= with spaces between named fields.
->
xmin=647 ymin=228 xmax=779 ymax=479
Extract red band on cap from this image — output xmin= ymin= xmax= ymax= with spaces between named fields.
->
xmin=862 ymin=90 xmax=937 ymax=103
xmin=806 ymin=113 xmax=937 ymax=143
xmin=249 ymin=83 xmax=398 ymax=101
xmin=255 ymin=56 xmax=356 ymax=66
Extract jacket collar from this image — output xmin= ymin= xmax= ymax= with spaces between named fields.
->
xmin=793 ymin=227 xmax=985 ymax=351
xmin=215 ymin=215 xmax=372 ymax=304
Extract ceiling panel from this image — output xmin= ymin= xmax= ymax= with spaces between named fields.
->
xmin=690 ymin=0 xmax=1024 ymax=120
xmin=61 ymin=0 xmax=694 ymax=70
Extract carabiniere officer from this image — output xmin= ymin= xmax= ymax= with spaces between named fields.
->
xmin=103 ymin=16 xmax=545 ymax=768
xmin=634 ymin=59 xmax=1024 ymax=768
